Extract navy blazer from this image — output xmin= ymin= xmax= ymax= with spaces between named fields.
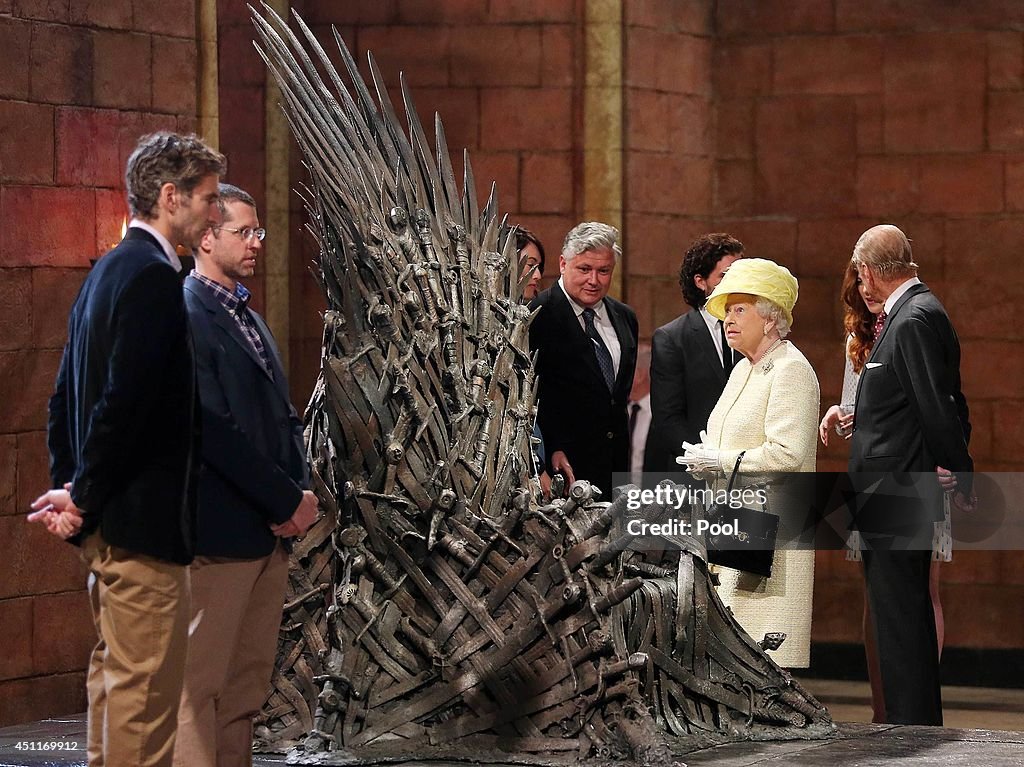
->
xmin=184 ymin=274 xmax=309 ymax=558
xmin=48 ymin=228 xmax=198 ymax=564
xmin=644 ymin=309 xmax=731 ymax=476
xmin=529 ymin=285 xmax=638 ymax=495
xmin=850 ymin=282 xmax=973 ymax=494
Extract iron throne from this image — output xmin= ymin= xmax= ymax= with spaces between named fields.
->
xmin=250 ymin=5 xmax=834 ymax=764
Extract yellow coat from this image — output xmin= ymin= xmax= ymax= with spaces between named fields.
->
xmin=704 ymin=340 xmax=820 ymax=668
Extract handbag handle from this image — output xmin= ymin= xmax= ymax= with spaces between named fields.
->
xmin=725 ymin=451 xmax=745 ymax=493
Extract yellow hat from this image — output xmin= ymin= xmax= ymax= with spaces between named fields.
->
xmin=704 ymin=258 xmax=799 ymax=327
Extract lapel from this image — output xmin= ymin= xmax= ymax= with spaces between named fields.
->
xmin=250 ymin=311 xmax=291 ymax=401
xmin=548 ymin=286 xmax=606 ymax=385
xmin=606 ymin=298 xmax=635 ymax=393
xmin=855 ymin=282 xmax=929 ymax=413
xmin=186 ymin=276 xmax=277 ymax=385
xmin=865 ymin=282 xmax=929 ymax=364
xmin=685 ymin=309 xmax=728 ymax=386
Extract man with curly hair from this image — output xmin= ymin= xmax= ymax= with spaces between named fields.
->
xmin=30 ymin=132 xmax=225 ymax=767
xmin=644 ymin=233 xmax=744 ymax=478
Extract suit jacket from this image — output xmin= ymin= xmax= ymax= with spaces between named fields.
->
xmin=48 ymin=228 xmax=198 ymax=564
xmin=185 ymin=275 xmax=310 ymax=559
xmin=850 ymin=282 xmax=972 ymax=495
xmin=643 ymin=309 xmax=731 ymax=476
xmin=529 ymin=285 xmax=638 ymax=494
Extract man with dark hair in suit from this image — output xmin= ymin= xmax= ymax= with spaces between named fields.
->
xmin=29 ymin=132 xmax=225 ymax=767
xmin=173 ymin=184 xmax=318 ymax=767
xmin=529 ymin=221 xmax=638 ymax=496
xmin=849 ymin=223 xmax=974 ymax=726
xmin=644 ymin=233 xmax=744 ymax=477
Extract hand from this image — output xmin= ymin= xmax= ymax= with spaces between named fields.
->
xmin=27 ymin=484 xmax=83 ymax=540
xmin=819 ymin=405 xmax=841 ymax=446
xmin=271 ymin=490 xmax=319 ymax=539
xmin=550 ymin=451 xmax=575 ymax=488
xmin=935 ymin=466 xmax=958 ymax=493
xmin=952 ymin=489 xmax=977 ymax=513
xmin=676 ymin=433 xmax=722 ymax=475
xmin=539 ymin=471 xmax=552 ymax=501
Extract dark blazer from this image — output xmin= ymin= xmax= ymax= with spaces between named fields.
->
xmin=529 ymin=285 xmax=638 ymax=495
xmin=48 ymin=228 xmax=198 ymax=564
xmin=184 ymin=274 xmax=309 ymax=558
xmin=850 ymin=282 xmax=972 ymax=488
xmin=848 ymin=281 xmax=971 ymax=726
xmin=643 ymin=309 xmax=731 ymax=476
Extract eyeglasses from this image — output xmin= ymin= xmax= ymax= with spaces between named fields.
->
xmin=215 ymin=226 xmax=266 ymax=242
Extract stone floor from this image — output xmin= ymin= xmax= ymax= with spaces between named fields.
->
xmin=2 ymin=681 xmax=1023 ymax=767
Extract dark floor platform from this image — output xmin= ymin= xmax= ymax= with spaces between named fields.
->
xmin=2 ymin=716 xmax=1023 ymax=766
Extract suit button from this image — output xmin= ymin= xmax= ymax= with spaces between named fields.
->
xmin=607 ymin=431 xmax=614 ymax=439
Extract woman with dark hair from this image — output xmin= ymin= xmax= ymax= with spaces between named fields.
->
xmin=515 ymin=226 xmax=545 ymax=301
xmin=818 ymin=261 xmax=950 ymax=723
xmin=514 ymin=225 xmax=551 ymax=496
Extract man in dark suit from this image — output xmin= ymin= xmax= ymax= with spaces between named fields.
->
xmin=29 ymin=132 xmax=225 ymax=767
xmin=173 ymin=185 xmax=318 ymax=767
xmin=644 ymin=234 xmax=744 ymax=477
xmin=849 ymin=224 xmax=974 ymax=726
xmin=529 ymin=222 xmax=638 ymax=496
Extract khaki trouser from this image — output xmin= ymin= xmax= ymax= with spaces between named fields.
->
xmin=82 ymin=532 xmax=191 ymax=767
xmin=173 ymin=542 xmax=289 ymax=767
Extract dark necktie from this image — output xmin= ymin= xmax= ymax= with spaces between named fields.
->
xmin=582 ymin=307 xmax=616 ymax=391
xmin=622 ymin=403 xmax=638 ymax=462
xmin=718 ymin=319 xmax=735 ymax=373
xmin=872 ymin=310 xmax=887 ymax=342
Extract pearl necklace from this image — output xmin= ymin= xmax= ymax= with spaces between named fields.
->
xmin=755 ymin=338 xmax=785 ymax=373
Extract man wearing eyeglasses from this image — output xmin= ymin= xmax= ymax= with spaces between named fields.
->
xmin=174 ymin=183 xmax=318 ymax=767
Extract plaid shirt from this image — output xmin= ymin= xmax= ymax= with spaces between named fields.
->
xmin=190 ymin=270 xmax=273 ymax=376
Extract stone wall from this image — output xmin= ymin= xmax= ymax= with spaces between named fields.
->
xmin=0 ymin=0 xmax=200 ymax=724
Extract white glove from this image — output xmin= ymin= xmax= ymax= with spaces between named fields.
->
xmin=675 ymin=431 xmax=722 ymax=474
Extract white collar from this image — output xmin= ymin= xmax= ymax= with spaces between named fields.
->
xmin=884 ymin=276 xmax=921 ymax=314
xmin=128 ymin=219 xmax=183 ymax=272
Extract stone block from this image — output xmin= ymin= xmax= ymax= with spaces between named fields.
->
xmin=0 ymin=101 xmax=54 ymax=185
xmin=32 ymin=590 xmax=93 ymax=675
xmin=0 ymin=17 xmax=32 ymax=99
xmin=713 ymin=41 xmax=771 ymax=97
xmin=0 ymin=598 xmax=34 ymax=681
xmin=69 ymin=0 xmax=131 ymax=28
xmin=29 ymin=22 xmax=92 ymax=105
xmin=0 ymin=671 xmax=88 ymax=727
xmin=856 ymin=156 xmax=920 ymax=217
xmin=32 ymin=268 xmax=84 ymax=349
xmin=628 ymin=154 xmax=712 ymax=216
xmin=520 ymin=151 xmax=573 ymax=214
xmin=152 ymin=36 xmax=197 ymax=115
xmin=55 ymin=107 xmax=121 ymax=187
xmin=716 ymin=0 xmax=834 ymax=37
xmin=480 ymin=87 xmax=572 ymax=151
xmin=988 ymin=31 xmax=1024 ymax=90
xmin=357 ymin=25 xmax=451 ymax=87
xmin=0 ymin=186 xmax=96 ymax=268
xmin=919 ymin=156 xmax=1003 ymax=215
xmin=541 ymin=24 xmax=574 ymax=88
xmin=93 ymin=30 xmax=152 ymax=110
xmin=133 ymin=0 xmax=195 ymax=37
xmin=0 ymin=269 xmax=32 ymax=352
xmin=774 ymin=35 xmax=882 ymax=95
xmin=451 ymin=25 xmax=541 ymax=87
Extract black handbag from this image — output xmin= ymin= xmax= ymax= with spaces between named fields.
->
xmin=705 ymin=451 xmax=779 ymax=577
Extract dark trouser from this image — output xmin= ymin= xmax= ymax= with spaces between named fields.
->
xmin=862 ymin=549 xmax=942 ymax=725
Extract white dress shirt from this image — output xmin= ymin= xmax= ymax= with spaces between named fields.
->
xmin=884 ymin=276 xmax=922 ymax=314
xmin=628 ymin=393 xmax=652 ymax=485
xmin=128 ymin=219 xmax=183 ymax=272
xmin=558 ymin=277 xmax=622 ymax=376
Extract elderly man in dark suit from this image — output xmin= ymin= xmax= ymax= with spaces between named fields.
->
xmin=174 ymin=184 xmax=318 ymax=767
xmin=529 ymin=222 xmax=638 ymax=496
xmin=643 ymin=233 xmax=744 ymax=477
xmin=849 ymin=224 xmax=974 ymax=726
xmin=30 ymin=132 xmax=225 ymax=767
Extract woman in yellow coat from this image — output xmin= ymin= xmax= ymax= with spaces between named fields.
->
xmin=678 ymin=258 xmax=820 ymax=668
